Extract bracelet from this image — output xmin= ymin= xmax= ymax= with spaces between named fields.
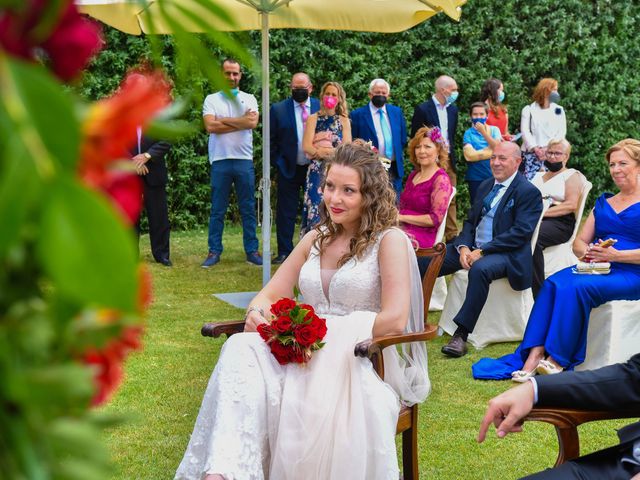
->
xmin=244 ymin=306 xmax=265 ymax=322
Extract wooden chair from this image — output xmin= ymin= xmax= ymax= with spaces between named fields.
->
xmin=525 ymin=407 xmax=640 ymax=467
xmin=201 ymin=242 xmax=447 ymax=480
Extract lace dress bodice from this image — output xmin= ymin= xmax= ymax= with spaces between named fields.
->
xmin=300 ymin=240 xmax=382 ymax=316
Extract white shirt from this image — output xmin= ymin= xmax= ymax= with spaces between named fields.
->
xmin=520 ymin=101 xmax=567 ymax=151
xmin=203 ymin=90 xmax=259 ymax=163
xmin=489 ymin=169 xmax=519 ymax=209
xmin=432 ymin=95 xmax=449 ymax=142
xmin=369 ymin=102 xmax=393 ymax=160
xmin=294 ymin=98 xmax=311 ymax=165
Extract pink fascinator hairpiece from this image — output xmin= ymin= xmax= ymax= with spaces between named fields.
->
xmin=429 ymin=126 xmax=448 ymax=148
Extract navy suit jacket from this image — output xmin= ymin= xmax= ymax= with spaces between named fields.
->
xmin=350 ymin=103 xmax=407 ymax=179
xmin=453 ymin=172 xmax=543 ymax=290
xmin=131 ymin=135 xmax=171 ymax=187
xmin=270 ymin=96 xmax=320 ymax=180
xmin=537 ymin=352 xmax=640 ymax=447
xmin=410 ymin=99 xmax=459 ymax=170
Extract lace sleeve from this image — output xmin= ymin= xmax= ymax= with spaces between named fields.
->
xmin=428 ymin=171 xmax=453 ymax=228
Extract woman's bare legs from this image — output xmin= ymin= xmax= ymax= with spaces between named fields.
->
xmin=522 ymin=346 xmax=545 ymax=372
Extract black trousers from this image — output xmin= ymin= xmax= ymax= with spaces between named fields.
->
xmin=418 ymin=243 xmax=511 ymax=333
xmin=520 ymin=442 xmax=640 ymax=479
xmin=138 ymin=182 xmax=170 ymax=262
xmin=532 ymin=214 xmax=575 ymax=298
xmin=275 ymin=165 xmax=308 ymax=257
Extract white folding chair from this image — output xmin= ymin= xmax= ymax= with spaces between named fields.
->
xmin=428 ymin=187 xmax=456 ymax=311
xmin=543 ymin=179 xmax=593 ymax=278
xmin=438 ymin=204 xmax=548 ymax=349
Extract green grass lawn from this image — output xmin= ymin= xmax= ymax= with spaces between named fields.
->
xmin=103 ymin=227 xmax=627 ymax=479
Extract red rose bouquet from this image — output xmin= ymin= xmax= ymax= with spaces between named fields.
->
xmin=257 ymin=298 xmax=327 ymax=365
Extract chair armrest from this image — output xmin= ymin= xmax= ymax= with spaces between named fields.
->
xmin=525 ymin=407 xmax=640 ymax=466
xmin=201 ymin=321 xmax=245 ymax=338
xmin=354 ymin=324 xmax=438 ymax=378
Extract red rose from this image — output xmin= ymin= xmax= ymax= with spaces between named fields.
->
xmin=299 ymin=303 xmax=315 ymax=317
xmin=272 ymin=315 xmax=293 ymax=334
xmin=257 ymin=323 xmax=276 ymax=342
xmin=293 ymin=323 xmax=318 ymax=347
xmin=309 ymin=316 xmax=327 ymax=340
xmin=290 ymin=346 xmax=307 ymax=364
xmin=270 ymin=341 xmax=292 ymax=365
xmin=270 ymin=298 xmax=296 ymax=317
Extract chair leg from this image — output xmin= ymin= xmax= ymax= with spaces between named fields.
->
xmin=402 ymin=406 xmax=419 ymax=480
xmin=554 ymin=425 xmax=580 ymax=466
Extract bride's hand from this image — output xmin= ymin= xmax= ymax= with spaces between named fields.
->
xmin=244 ymin=310 xmax=267 ymax=332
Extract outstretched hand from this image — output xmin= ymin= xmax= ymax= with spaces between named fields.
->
xmin=478 ymin=382 xmax=535 ymax=443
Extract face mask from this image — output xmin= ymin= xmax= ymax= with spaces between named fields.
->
xmin=498 ymin=91 xmax=505 ymax=103
xmin=371 ymin=95 xmax=387 ymax=108
xmin=291 ymin=88 xmax=309 ymax=103
xmin=224 ymin=88 xmax=239 ymax=99
xmin=544 ymin=160 xmax=564 ymax=172
xmin=323 ymin=95 xmax=338 ymax=110
xmin=471 ymin=117 xmax=487 ymax=125
xmin=446 ymin=91 xmax=459 ymax=105
xmin=549 ymin=91 xmax=561 ymax=104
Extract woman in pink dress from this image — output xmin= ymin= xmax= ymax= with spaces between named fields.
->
xmin=398 ymin=126 xmax=453 ymax=248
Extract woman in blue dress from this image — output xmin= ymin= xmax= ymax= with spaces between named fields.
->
xmin=300 ymin=81 xmax=351 ymax=235
xmin=473 ymin=138 xmax=640 ymax=381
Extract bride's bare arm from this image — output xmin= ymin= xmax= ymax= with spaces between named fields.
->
xmin=244 ymin=231 xmax=317 ymax=332
xmin=374 ymin=229 xmax=411 ymax=337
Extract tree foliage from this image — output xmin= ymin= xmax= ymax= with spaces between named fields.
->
xmin=80 ymin=0 xmax=640 ymax=228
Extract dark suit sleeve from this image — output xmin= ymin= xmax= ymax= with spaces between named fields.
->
xmin=537 ymin=353 xmax=640 ymax=411
xmin=481 ymin=185 xmax=543 ymax=254
xmin=400 ymin=107 xmax=408 ymax=148
xmin=146 ymin=140 xmax=171 ymax=160
xmin=410 ymin=104 xmax=426 ymax=138
xmin=350 ymin=110 xmax=361 ymax=140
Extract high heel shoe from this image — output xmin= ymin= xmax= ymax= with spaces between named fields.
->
xmin=536 ymin=359 xmax=563 ymax=375
xmin=511 ymin=368 xmax=537 ymax=383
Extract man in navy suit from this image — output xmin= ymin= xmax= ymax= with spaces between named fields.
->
xmin=351 ymin=78 xmax=408 ymax=195
xmin=424 ymin=142 xmax=542 ymax=357
xmin=131 ymin=131 xmax=172 ymax=266
xmin=411 ymin=75 xmax=460 ymax=241
xmin=479 ymin=352 xmax=640 ymax=479
xmin=269 ymin=72 xmax=320 ymax=264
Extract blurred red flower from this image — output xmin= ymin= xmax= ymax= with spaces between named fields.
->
xmin=0 ymin=0 xmax=103 ymax=81
xmin=84 ymin=324 xmax=144 ymax=406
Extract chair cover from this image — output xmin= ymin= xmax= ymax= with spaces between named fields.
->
xmin=576 ymin=299 xmax=640 ymax=371
xmin=428 ymin=187 xmax=456 ymax=311
xmin=543 ymin=180 xmax=592 ymax=278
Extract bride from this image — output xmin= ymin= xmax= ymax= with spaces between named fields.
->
xmin=175 ymin=141 xmax=430 ymax=480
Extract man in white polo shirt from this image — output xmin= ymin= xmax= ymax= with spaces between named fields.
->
xmin=201 ymin=58 xmax=261 ymax=267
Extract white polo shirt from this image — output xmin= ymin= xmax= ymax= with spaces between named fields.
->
xmin=203 ymin=90 xmax=259 ymax=163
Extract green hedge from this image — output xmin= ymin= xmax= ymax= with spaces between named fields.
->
xmin=79 ymin=0 xmax=640 ymax=229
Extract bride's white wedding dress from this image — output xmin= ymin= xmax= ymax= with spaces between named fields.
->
xmin=175 ymin=229 xmax=430 ymax=480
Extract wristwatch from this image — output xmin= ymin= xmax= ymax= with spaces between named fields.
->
xmin=143 ymin=152 xmax=152 ymax=160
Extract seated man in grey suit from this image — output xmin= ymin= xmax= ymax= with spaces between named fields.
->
xmin=478 ymin=352 xmax=640 ymax=479
xmin=420 ymin=141 xmax=542 ymax=358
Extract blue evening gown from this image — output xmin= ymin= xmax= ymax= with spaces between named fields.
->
xmin=473 ymin=193 xmax=640 ymax=380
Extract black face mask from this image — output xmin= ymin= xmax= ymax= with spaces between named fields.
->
xmin=291 ymin=88 xmax=309 ymax=103
xmin=371 ymin=95 xmax=387 ymax=108
xmin=544 ymin=160 xmax=564 ymax=172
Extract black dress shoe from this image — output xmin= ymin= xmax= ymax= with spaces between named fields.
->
xmin=158 ymin=258 xmax=173 ymax=267
xmin=272 ymin=254 xmax=288 ymax=265
xmin=441 ymin=334 xmax=468 ymax=358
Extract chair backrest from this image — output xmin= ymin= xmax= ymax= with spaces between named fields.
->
xmin=530 ymin=202 xmax=550 ymax=252
xmin=434 ymin=187 xmax=456 ymax=244
xmin=571 ymin=179 xmax=592 ymax=239
xmin=415 ymin=242 xmax=446 ymax=328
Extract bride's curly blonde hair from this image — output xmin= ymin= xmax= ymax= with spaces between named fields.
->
xmin=314 ymin=140 xmax=399 ymax=266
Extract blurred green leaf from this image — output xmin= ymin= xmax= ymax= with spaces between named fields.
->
xmin=37 ymin=177 xmax=138 ymax=312
xmin=5 ymin=57 xmax=80 ymax=173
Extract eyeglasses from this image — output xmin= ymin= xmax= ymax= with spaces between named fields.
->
xmin=546 ymin=151 xmax=566 ymax=157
